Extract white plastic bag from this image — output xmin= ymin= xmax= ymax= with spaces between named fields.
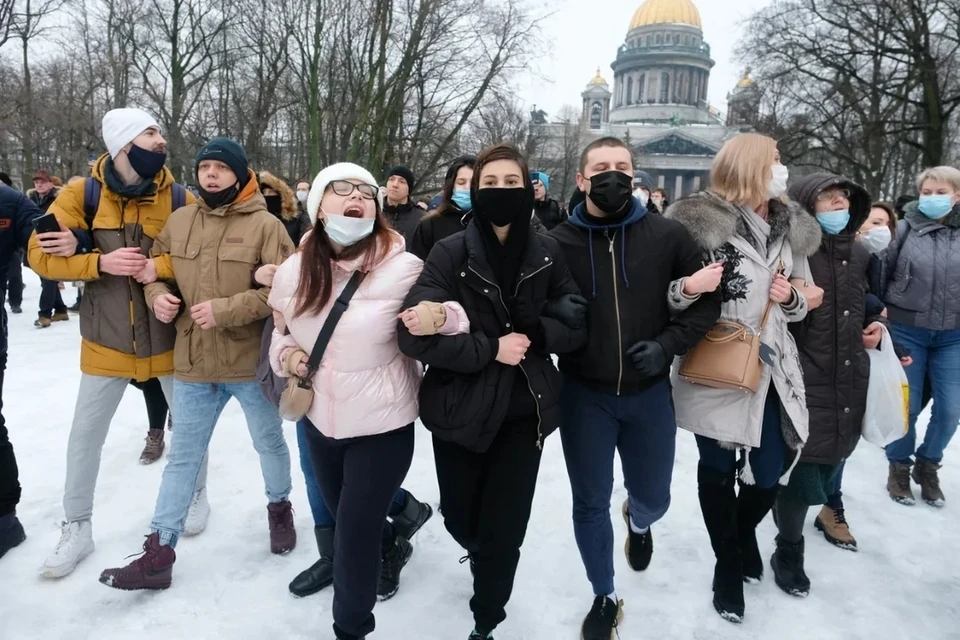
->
xmin=862 ymin=325 xmax=909 ymax=447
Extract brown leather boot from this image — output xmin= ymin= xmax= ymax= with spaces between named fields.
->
xmin=34 ymin=317 xmax=51 ymax=328
xmin=51 ymin=312 xmax=70 ymax=322
xmin=814 ymin=506 xmax=857 ymax=551
xmin=912 ymin=461 xmax=945 ymax=507
xmin=887 ymin=463 xmax=915 ymax=506
xmin=139 ymin=429 xmax=165 ymax=464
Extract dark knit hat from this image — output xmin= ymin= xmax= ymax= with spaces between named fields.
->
xmin=0 ymin=172 xmax=11 ymax=187
xmin=387 ymin=165 xmax=415 ymax=190
xmin=195 ymin=137 xmax=249 ymax=187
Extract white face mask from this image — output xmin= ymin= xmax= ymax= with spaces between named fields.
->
xmin=633 ymin=188 xmax=648 ymax=205
xmin=296 ymin=191 xmax=308 ymax=204
xmin=321 ymin=211 xmax=375 ymax=247
xmin=860 ymin=225 xmax=892 ymax=254
xmin=767 ymin=164 xmax=789 ymax=199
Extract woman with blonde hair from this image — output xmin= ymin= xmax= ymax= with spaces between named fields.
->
xmin=665 ymin=133 xmax=822 ymax=623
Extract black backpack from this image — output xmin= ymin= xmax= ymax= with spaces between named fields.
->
xmin=82 ymin=177 xmax=187 ymax=230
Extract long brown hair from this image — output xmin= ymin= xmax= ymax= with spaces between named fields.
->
xmin=426 ymin=155 xmax=476 ymax=219
xmin=293 ymin=193 xmax=392 ymax=317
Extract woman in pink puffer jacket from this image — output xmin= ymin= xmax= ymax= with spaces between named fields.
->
xmin=267 ymin=162 xmax=465 ymax=640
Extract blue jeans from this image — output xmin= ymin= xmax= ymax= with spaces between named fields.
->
xmin=826 ymin=460 xmax=845 ymax=509
xmin=886 ymin=322 xmax=960 ymax=464
xmin=559 ymin=375 xmax=678 ymax=596
xmin=295 ymin=419 xmax=407 ymax=527
xmin=152 ymin=381 xmax=292 ymax=547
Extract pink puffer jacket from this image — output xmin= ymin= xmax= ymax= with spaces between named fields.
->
xmin=268 ymin=232 xmax=466 ymax=439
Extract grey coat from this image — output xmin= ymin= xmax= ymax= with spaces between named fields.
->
xmin=879 ymin=202 xmax=960 ymax=331
xmin=665 ymin=192 xmax=822 ymax=456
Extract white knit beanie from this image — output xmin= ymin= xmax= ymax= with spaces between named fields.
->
xmin=307 ymin=162 xmax=382 ymax=223
xmin=101 ymin=108 xmax=161 ymax=159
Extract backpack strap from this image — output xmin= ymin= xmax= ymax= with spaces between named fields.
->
xmin=83 ymin=177 xmax=101 ymax=230
xmin=171 ymin=183 xmax=186 ymax=212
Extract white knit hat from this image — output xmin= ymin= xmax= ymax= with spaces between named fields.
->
xmin=307 ymin=162 xmax=382 ymax=223
xmin=101 ymin=108 xmax=161 ymax=159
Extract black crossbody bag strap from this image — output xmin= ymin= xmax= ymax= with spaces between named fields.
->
xmin=305 ymin=271 xmax=367 ymax=375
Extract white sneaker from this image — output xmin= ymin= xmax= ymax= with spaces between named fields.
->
xmin=41 ymin=520 xmax=95 ymax=578
xmin=183 ymin=487 xmax=210 ymax=536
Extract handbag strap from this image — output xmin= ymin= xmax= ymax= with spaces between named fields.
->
xmin=758 ymin=259 xmax=786 ymax=331
xmin=305 ymin=271 xmax=367 ymax=374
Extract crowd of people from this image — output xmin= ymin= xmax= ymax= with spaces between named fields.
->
xmin=0 ymin=107 xmax=957 ymax=640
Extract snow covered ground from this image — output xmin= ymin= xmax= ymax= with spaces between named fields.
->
xmin=1 ymin=270 xmax=958 ymax=640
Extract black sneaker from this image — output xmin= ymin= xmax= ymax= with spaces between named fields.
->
xmin=377 ymin=535 xmax=413 ymax=601
xmin=621 ymin=500 xmax=653 ymax=571
xmin=581 ymin=595 xmax=623 ymax=640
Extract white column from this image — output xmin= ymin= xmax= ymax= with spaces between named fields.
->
xmin=693 ymin=175 xmax=701 ymax=191
xmin=675 ymin=174 xmax=683 ymax=199
xmin=657 ymin=174 xmax=666 ymax=188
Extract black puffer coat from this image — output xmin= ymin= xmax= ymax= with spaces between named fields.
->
xmin=398 ymin=220 xmax=587 ymax=453
xmin=384 ymin=200 xmax=424 ymax=248
xmin=788 ymin=173 xmax=883 ymax=465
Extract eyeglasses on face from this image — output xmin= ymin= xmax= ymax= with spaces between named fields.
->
xmin=329 ymin=180 xmax=378 ymax=200
xmin=816 ymin=188 xmax=851 ymax=202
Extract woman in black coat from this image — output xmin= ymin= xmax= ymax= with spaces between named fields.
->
xmin=398 ymin=143 xmax=588 ymax=640
xmin=409 ymin=156 xmax=476 ymax=260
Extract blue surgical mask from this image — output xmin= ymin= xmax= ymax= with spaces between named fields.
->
xmin=816 ymin=209 xmax=850 ymax=235
xmin=918 ymin=195 xmax=954 ymax=219
xmin=451 ymin=189 xmax=471 ymax=210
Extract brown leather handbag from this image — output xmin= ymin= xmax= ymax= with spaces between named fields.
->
xmin=679 ymin=261 xmax=783 ymax=393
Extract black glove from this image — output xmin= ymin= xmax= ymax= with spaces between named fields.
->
xmin=625 ymin=340 xmax=668 ymax=377
xmin=543 ymin=293 xmax=589 ymax=330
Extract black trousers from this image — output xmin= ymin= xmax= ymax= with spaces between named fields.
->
xmin=38 ymin=277 xmax=65 ymax=318
xmin=0 ymin=353 xmax=19 ymax=517
xmin=6 ymin=252 xmax=22 ymax=307
xmin=305 ymin=421 xmax=414 ymax=639
xmin=433 ymin=415 xmax=543 ymax=633
xmin=130 ymin=377 xmax=169 ymax=431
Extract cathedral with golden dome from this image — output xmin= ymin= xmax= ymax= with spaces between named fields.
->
xmin=532 ymin=0 xmax=759 ymax=201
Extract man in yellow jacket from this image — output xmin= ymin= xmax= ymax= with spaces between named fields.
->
xmin=28 ymin=108 xmax=209 ymax=579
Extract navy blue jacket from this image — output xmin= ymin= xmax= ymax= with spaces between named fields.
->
xmin=0 ymin=186 xmax=43 ymax=353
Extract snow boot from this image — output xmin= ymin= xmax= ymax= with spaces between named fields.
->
xmin=51 ymin=312 xmax=70 ymax=323
xmin=0 ymin=512 xmax=26 ymax=560
xmin=378 ymin=533 xmax=413 ymax=601
xmin=139 ymin=428 xmax=165 ymax=464
xmin=333 ymin=624 xmax=365 ymax=640
xmin=288 ymin=526 xmax=334 ymax=597
xmin=814 ymin=505 xmax=857 ymax=551
xmin=183 ymin=487 xmax=210 ymax=536
xmin=912 ymin=460 xmax=945 ymax=507
xmin=580 ymin=594 xmax=623 ymax=640
xmin=99 ymin=532 xmax=175 ymax=590
xmin=736 ymin=482 xmax=779 ymax=583
xmin=887 ymin=462 xmax=916 ymax=505
xmin=621 ymin=499 xmax=653 ymax=571
xmin=697 ymin=464 xmax=744 ymax=623
xmin=41 ymin=520 xmax=95 ymax=578
xmin=770 ymin=535 xmax=810 ymax=597
xmin=390 ymin=491 xmax=433 ymax=540
xmin=34 ymin=316 xmax=51 ymax=328
xmin=267 ymin=500 xmax=297 ymax=554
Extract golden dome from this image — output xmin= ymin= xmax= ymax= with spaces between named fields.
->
xmin=629 ymin=0 xmax=702 ymax=30
xmin=736 ymin=67 xmax=754 ymax=88
xmin=588 ymin=67 xmax=608 ymax=86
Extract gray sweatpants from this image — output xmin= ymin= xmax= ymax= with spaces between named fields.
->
xmin=63 ymin=374 xmax=209 ymax=523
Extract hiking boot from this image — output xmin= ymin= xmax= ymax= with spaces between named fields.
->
xmin=737 ymin=482 xmax=779 ymax=583
xmin=9 ymin=305 xmax=21 ymax=314
xmin=34 ymin=317 xmax=51 ymax=328
xmin=814 ymin=506 xmax=857 ymax=551
xmin=378 ymin=534 xmax=413 ymax=601
xmin=289 ymin=526 xmax=334 ymax=597
xmin=580 ymin=595 xmax=623 ymax=640
xmin=51 ymin=312 xmax=70 ymax=322
xmin=770 ymin=535 xmax=810 ymax=597
xmin=913 ymin=460 xmax=945 ymax=507
xmin=41 ymin=520 xmax=95 ymax=578
xmin=698 ymin=465 xmax=743 ymax=623
xmin=99 ymin=532 xmax=175 ymax=590
xmin=183 ymin=487 xmax=210 ymax=536
xmin=139 ymin=429 xmax=165 ymax=464
xmin=887 ymin=463 xmax=916 ymax=506
xmin=0 ymin=513 xmax=26 ymax=560
xmin=621 ymin=499 xmax=653 ymax=571
xmin=267 ymin=500 xmax=296 ymax=554
xmin=390 ymin=491 xmax=433 ymax=540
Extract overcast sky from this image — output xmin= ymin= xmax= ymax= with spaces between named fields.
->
xmin=518 ymin=0 xmax=773 ymax=120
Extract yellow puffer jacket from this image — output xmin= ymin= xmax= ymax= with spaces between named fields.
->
xmin=27 ymin=154 xmax=195 ymax=380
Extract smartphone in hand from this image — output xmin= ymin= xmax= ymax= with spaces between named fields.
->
xmin=34 ymin=213 xmax=60 ymax=234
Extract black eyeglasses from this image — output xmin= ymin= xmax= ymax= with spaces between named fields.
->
xmin=815 ymin=188 xmax=851 ymax=201
xmin=329 ymin=180 xmax=378 ymax=200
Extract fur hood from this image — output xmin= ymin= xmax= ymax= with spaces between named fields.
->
xmin=258 ymin=171 xmax=297 ymax=221
xmin=665 ymin=191 xmax=822 ymax=257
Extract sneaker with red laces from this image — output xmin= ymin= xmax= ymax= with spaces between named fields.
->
xmin=267 ymin=500 xmax=297 ymax=555
xmin=99 ymin=532 xmax=175 ymax=591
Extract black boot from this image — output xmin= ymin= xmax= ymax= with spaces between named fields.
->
xmin=0 ymin=513 xmax=26 ymax=560
xmin=736 ymin=482 xmax=779 ymax=583
xmin=770 ymin=535 xmax=810 ymax=597
xmin=390 ymin=491 xmax=433 ymax=540
xmin=697 ymin=464 xmax=744 ymax=624
xmin=378 ymin=530 xmax=413 ymax=601
xmin=288 ymin=526 xmax=334 ymax=597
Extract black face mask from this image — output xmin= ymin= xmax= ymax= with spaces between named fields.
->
xmin=127 ymin=144 xmax=168 ymax=180
xmin=474 ymin=187 xmax=534 ymax=228
xmin=198 ymin=184 xmax=240 ymax=210
xmin=587 ymin=171 xmax=633 ymax=215
xmin=264 ymin=195 xmax=283 ymax=216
